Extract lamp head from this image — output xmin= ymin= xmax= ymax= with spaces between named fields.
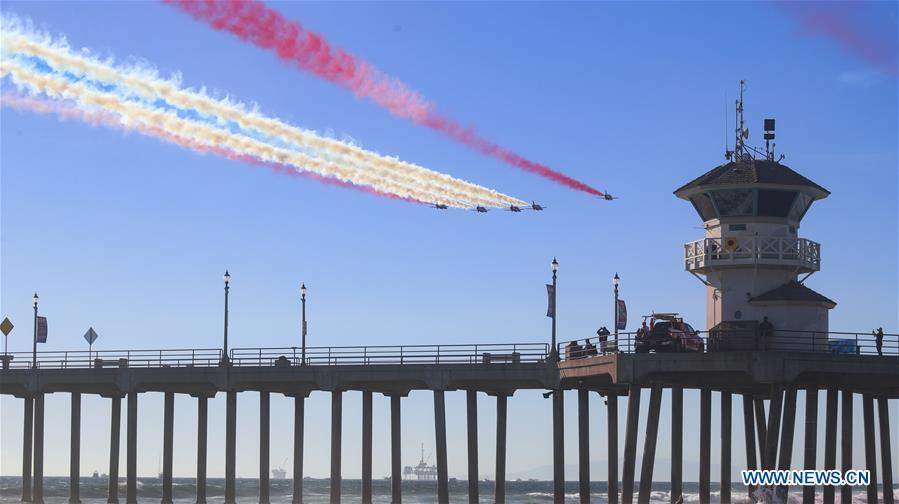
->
xmin=223 ymin=270 xmax=230 ymax=285
xmin=33 ymin=292 xmax=39 ymax=307
xmin=613 ymin=272 xmax=620 ymax=287
xmin=551 ymin=257 xmax=558 ymax=272
xmin=301 ymin=283 xmax=307 ymax=297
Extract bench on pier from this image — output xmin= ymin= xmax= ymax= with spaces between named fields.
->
xmin=482 ymin=352 xmax=521 ymax=364
xmin=93 ymin=358 xmax=129 ymax=369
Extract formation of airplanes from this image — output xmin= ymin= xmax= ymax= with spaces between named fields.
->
xmin=431 ymin=194 xmax=615 ymax=212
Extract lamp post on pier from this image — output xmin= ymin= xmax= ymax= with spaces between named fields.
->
xmin=32 ymin=293 xmax=39 ymax=369
xmin=613 ymin=273 xmax=620 ymax=342
xmin=222 ymin=271 xmax=230 ymax=365
xmin=300 ymin=283 xmax=307 ymax=365
xmin=550 ymin=258 xmax=559 ymax=360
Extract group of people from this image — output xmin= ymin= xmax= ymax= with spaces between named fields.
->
xmin=565 ymin=326 xmax=612 ymax=359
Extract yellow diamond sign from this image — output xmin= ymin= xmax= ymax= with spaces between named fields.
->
xmin=0 ymin=317 xmax=13 ymax=336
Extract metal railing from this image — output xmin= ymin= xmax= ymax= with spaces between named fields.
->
xmin=684 ymin=236 xmax=820 ymax=272
xmin=229 ymin=343 xmax=550 ymax=367
xmin=0 ymin=348 xmax=223 ymax=369
xmin=559 ymin=329 xmax=899 ymax=360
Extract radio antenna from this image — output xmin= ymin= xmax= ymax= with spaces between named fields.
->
xmin=734 ymin=80 xmax=747 ymax=161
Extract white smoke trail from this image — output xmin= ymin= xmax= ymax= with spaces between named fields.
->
xmin=0 ymin=20 xmax=526 ymax=207
xmin=1 ymin=60 xmax=489 ymax=207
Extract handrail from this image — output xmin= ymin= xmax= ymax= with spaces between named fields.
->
xmin=684 ymin=236 xmax=820 ymax=271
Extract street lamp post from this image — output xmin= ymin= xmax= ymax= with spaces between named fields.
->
xmin=222 ymin=271 xmax=230 ymax=365
xmin=300 ymin=283 xmax=307 ymax=365
xmin=32 ymin=293 xmax=39 ymax=369
xmin=550 ymin=258 xmax=559 ymax=360
xmin=613 ymin=273 xmax=620 ymax=342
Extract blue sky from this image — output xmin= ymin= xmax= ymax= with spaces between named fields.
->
xmin=1 ymin=1 xmax=896 ymax=482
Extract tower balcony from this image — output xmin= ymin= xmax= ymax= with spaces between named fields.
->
xmin=684 ymin=236 xmax=820 ymax=274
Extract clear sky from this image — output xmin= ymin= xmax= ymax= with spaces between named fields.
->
xmin=1 ymin=1 xmax=896 ymax=483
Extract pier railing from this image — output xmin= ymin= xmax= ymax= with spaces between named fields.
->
xmin=0 ymin=348 xmax=223 ymax=369
xmin=229 ymin=343 xmax=551 ymax=366
xmin=559 ymin=329 xmax=899 ymax=360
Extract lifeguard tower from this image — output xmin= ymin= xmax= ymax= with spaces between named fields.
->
xmin=675 ymin=82 xmax=835 ymax=350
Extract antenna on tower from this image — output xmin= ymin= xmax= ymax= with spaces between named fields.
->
xmin=734 ymin=80 xmax=748 ymax=161
xmin=764 ymin=118 xmax=775 ymax=160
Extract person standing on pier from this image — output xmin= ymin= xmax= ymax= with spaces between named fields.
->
xmin=596 ymin=327 xmax=610 ymax=354
xmin=758 ymin=316 xmax=774 ymax=351
xmin=873 ymin=327 xmax=884 ymax=355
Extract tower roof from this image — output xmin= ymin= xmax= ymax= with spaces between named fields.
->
xmin=749 ymin=281 xmax=836 ymax=309
xmin=674 ymin=159 xmax=829 ymax=199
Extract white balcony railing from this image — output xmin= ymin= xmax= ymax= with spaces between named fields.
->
xmin=684 ymin=236 xmax=820 ymax=272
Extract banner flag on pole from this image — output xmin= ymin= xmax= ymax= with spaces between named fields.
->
xmin=616 ymin=299 xmax=627 ymax=331
xmin=36 ymin=316 xmax=48 ymax=343
xmin=546 ymin=284 xmax=555 ymax=318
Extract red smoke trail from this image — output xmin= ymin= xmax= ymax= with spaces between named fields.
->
xmin=0 ymin=93 xmax=423 ymax=204
xmin=164 ymin=0 xmax=605 ymax=197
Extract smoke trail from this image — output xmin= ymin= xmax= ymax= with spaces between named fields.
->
xmin=0 ymin=32 xmax=521 ymax=207
xmin=164 ymin=0 xmax=605 ymax=197
xmin=0 ymin=93 xmax=421 ymax=203
xmin=1 ymin=60 xmax=484 ymax=207
xmin=0 ymin=21 xmax=525 ymax=208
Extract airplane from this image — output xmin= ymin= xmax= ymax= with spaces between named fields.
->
xmin=602 ymin=192 xmax=619 ymax=201
xmin=529 ymin=201 xmax=545 ymax=211
xmin=505 ymin=205 xmax=522 ymax=212
xmin=475 ymin=206 xmax=489 ymax=213
xmin=432 ymin=203 xmax=448 ymax=210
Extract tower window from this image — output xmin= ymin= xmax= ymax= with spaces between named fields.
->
xmin=757 ymin=190 xmax=798 ymax=217
xmin=690 ymin=193 xmax=717 ymax=221
xmin=712 ymin=189 xmax=754 ymax=216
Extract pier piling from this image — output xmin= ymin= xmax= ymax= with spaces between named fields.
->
xmin=776 ymin=387 xmax=797 ymax=501
xmin=862 ymin=395 xmax=878 ymax=504
xmin=23 ymin=396 xmax=33 ymax=502
xmin=553 ymin=389 xmax=565 ymax=504
xmin=435 ymin=391 xmax=449 ymax=504
xmin=699 ymin=389 xmax=711 ymax=504
xmin=823 ymin=389 xmax=838 ymax=504
xmin=126 ymin=392 xmax=137 ymax=504
xmin=741 ymin=395 xmax=757 ymax=501
xmin=70 ymin=392 xmax=81 ymax=504
xmin=621 ymin=387 xmax=641 ymax=504
xmin=33 ymin=394 xmax=44 ymax=504
xmin=162 ymin=392 xmax=174 ymax=504
xmin=763 ymin=389 xmax=783 ymax=471
xmin=671 ymin=388 xmax=683 ymax=504
xmin=197 ymin=396 xmax=208 ymax=504
xmin=329 ymin=391 xmax=342 ymax=504
xmin=292 ymin=396 xmax=305 ymax=504
xmin=390 ymin=395 xmax=401 ymax=504
xmin=466 ymin=390 xmax=479 ymax=504
xmin=578 ymin=389 xmax=590 ymax=504
xmin=638 ymin=386 xmax=662 ymax=504
xmin=753 ymin=397 xmax=767 ymax=461
xmin=802 ymin=389 xmax=817 ymax=504
xmin=840 ymin=390 xmax=853 ymax=504
xmin=260 ymin=391 xmax=270 ymax=504
xmin=108 ymin=396 xmax=121 ymax=504
xmin=877 ymin=397 xmax=894 ymax=504
xmin=495 ymin=394 xmax=508 ymax=504
xmin=225 ymin=391 xmax=237 ymax=504
xmin=607 ymin=393 xmax=619 ymax=504
xmin=720 ymin=392 xmax=732 ymax=504
xmin=362 ymin=391 xmax=373 ymax=504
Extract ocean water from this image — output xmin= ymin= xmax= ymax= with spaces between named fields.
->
xmin=1 ymin=477 xmax=896 ymax=504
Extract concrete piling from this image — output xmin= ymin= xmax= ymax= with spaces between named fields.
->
xmin=126 ymin=392 xmax=137 ymax=504
xmin=435 ymin=391 xmax=449 ymax=504
xmin=741 ymin=395 xmax=757 ymax=501
xmin=720 ymin=392 xmax=732 ymax=504
xmin=671 ymin=388 xmax=683 ymax=504
xmin=840 ymin=390 xmax=853 ymax=504
xmin=162 ymin=392 xmax=174 ymax=504
xmin=775 ymin=387 xmax=797 ymax=502
xmin=108 ymin=396 xmax=121 ymax=504
xmin=764 ymin=389 xmax=783 ymax=471
xmin=607 ymin=394 xmax=619 ymax=504
xmin=292 ymin=396 xmax=305 ymax=504
xmin=638 ymin=386 xmax=662 ymax=504
xmin=753 ymin=397 xmax=767 ymax=461
xmin=699 ymin=389 xmax=711 ymax=504
xmin=495 ymin=394 xmax=508 ymax=504
xmin=802 ymin=389 xmax=817 ymax=504
xmin=621 ymin=387 xmax=641 ymax=504
xmin=260 ymin=391 xmax=270 ymax=504
xmin=578 ymin=389 xmax=590 ymax=504
xmin=33 ymin=394 xmax=45 ymax=504
xmin=391 ymin=395 xmax=401 ymax=504
xmin=862 ymin=395 xmax=878 ymax=504
xmin=877 ymin=397 xmax=894 ymax=504
xmin=70 ymin=392 xmax=81 ymax=504
xmin=466 ymin=390 xmax=479 ymax=504
xmin=329 ymin=391 xmax=342 ymax=504
xmin=823 ymin=389 xmax=838 ymax=504
xmin=23 ymin=396 xmax=33 ymax=502
xmin=553 ymin=389 xmax=565 ymax=503
xmin=225 ymin=391 xmax=237 ymax=504
xmin=362 ymin=391 xmax=373 ymax=504
xmin=197 ymin=396 xmax=208 ymax=504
